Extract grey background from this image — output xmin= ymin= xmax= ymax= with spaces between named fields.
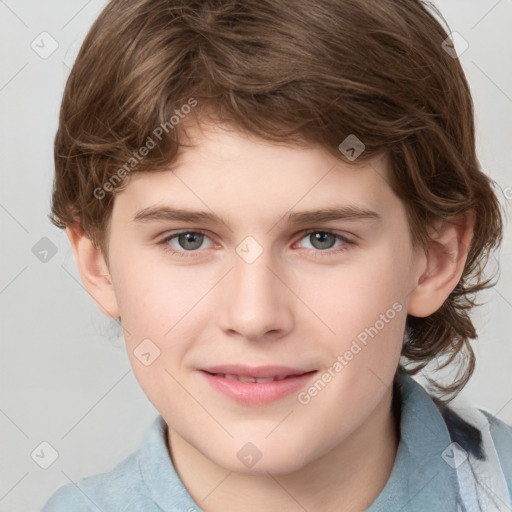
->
xmin=1 ymin=1 xmax=511 ymax=510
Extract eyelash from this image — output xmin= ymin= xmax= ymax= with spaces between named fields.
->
xmin=157 ymin=229 xmax=355 ymax=259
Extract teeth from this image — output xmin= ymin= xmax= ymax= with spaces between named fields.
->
xmin=220 ymin=374 xmax=285 ymax=383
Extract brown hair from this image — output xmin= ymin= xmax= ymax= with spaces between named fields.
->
xmin=49 ymin=0 xmax=503 ymax=400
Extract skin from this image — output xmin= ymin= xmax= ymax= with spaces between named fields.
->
xmin=67 ymin=120 xmax=473 ymax=511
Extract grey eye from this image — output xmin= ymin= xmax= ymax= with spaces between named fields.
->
xmin=176 ymin=232 xmax=205 ymax=251
xmin=306 ymin=232 xmax=338 ymax=250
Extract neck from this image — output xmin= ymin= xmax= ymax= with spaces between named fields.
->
xmin=167 ymin=387 xmax=399 ymax=512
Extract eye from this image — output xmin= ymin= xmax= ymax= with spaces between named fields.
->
xmin=296 ymin=230 xmax=354 ymax=256
xmin=159 ymin=230 xmax=213 ymax=258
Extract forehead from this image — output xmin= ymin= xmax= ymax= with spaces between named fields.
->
xmin=113 ymin=123 xmax=400 ymax=228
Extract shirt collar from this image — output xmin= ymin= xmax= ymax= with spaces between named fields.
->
xmin=367 ymin=368 xmax=460 ymax=511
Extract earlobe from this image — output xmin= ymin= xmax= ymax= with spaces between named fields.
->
xmin=65 ymin=222 xmax=120 ymax=319
xmin=407 ymin=211 xmax=474 ymax=318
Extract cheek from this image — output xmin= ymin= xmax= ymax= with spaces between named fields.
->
xmin=111 ymin=250 xmax=210 ymax=339
xmin=299 ymin=248 xmax=410 ymax=407
xmin=306 ymin=245 xmax=408 ymax=342
xmin=111 ymin=257 xmax=217 ymax=402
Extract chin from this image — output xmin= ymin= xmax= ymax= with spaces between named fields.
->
xmin=208 ymin=442 xmax=314 ymax=476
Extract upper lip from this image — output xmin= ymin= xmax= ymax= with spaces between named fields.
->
xmin=200 ymin=365 xmax=315 ymax=379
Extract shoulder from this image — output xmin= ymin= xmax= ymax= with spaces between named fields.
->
xmin=40 ymin=452 xmax=154 ymax=512
xmin=41 ymin=415 xmax=178 ymax=511
xmin=436 ymin=399 xmax=512 ymax=504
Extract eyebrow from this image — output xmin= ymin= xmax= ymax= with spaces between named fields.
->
xmin=132 ymin=205 xmax=381 ymax=226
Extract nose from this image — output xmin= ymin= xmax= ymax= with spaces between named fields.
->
xmin=217 ymin=248 xmax=294 ymax=342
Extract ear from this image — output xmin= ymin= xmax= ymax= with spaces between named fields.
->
xmin=65 ymin=222 xmax=120 ymax=319
xmin=407 ymin=210 xmax=474 ymax=317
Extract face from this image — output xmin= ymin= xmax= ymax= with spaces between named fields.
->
xmin=105 ymin=122 xmax=424 ymax=474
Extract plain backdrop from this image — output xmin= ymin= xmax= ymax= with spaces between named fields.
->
xmin=1 ymin=1 xmax=511 ymax=511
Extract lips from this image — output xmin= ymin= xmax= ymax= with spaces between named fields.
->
xmin=198 ymin=364 xmax=317 ymax=405
xmin=214 ymin=374 xmax=288 ymax=383
xmin=200 ymin=364 xmax=312 ymax=381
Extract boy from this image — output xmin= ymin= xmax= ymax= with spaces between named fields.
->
xmin=42 ymin=0 xmax=512 ymax=510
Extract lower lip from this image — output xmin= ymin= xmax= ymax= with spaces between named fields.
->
xmin=198 ymin=370 xmax=317 ymax=405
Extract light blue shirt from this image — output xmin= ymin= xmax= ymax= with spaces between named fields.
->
xmin=41 ymin=370 xmax=512 ymax=511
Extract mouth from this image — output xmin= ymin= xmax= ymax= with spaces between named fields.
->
xmin=198 ymin=365 xmax=317 ymax=405
xmin=202 ymin=372 xmax=303 ymax=383
xmin=200 ymin=364 xmax=313 ymax=380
